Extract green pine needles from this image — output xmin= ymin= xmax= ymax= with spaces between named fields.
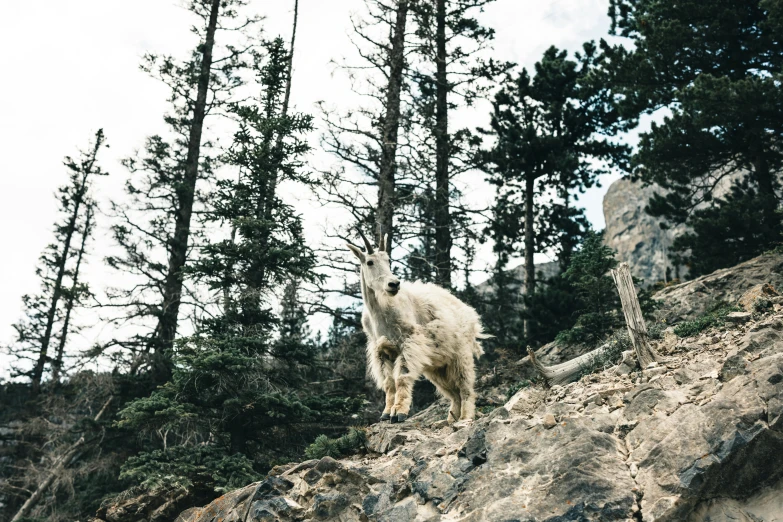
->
xmin=304 ymin=428 xmax=368 ymax=460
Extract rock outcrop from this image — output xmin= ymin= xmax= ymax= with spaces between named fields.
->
xmin=94 ymin=254 xmax=783 ymax=522
xmin=602 ymin=178 xmax=684 ymax=285
xmin=475 ymin=261 xmax=560 ymax=296
xmin=654 ymin=252 xmax=783 ymax=323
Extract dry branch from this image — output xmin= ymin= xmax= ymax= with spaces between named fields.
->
xmin=11 ymin=397 xmax=113 ymax=522
xmin=527 ymin=262 xmax=661 ymax=386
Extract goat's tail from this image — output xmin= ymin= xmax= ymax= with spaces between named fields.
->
xmin=472 ymin=328 xmax=493 ymax=359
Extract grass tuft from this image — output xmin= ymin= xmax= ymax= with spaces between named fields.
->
xmin=673 ymin=303 xmax=743 ymax=338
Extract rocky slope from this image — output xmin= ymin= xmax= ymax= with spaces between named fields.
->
xmin=93 ymin=253 xmax=783 ymax=522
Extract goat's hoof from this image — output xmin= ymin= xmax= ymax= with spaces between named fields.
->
xmin=380 ymin=413 xmax=391 ymax=422
xmin=393 ymin=413 xmax=407 ymax=423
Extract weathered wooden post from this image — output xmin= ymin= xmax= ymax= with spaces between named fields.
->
xmin=610 ymin=262 xmax=661 ymax=367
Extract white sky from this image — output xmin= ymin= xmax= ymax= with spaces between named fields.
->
xmin=0 ymin=0 xmax=618 ymax=377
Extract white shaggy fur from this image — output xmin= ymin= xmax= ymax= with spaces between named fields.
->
xmin=347 ymin=236 xmax=487 ymax=423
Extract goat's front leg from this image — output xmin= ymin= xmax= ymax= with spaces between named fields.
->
xmin=391 ymin=355 xmax=420 ymax=423
xmin=380 ymin=358 xmax=396 ymax=421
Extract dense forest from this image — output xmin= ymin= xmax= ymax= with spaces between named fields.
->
xmin=1 ymin=0 xmax=781 ymax=520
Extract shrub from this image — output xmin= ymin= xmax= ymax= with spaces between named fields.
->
xmin=673 ymin=304 xmax=743 ymax=337
xmin=505 ymin=380 xmax=531 ymax=401
xmin=577 ymin=329 xmax=631 ymax=378
xmin=304 ymin=428 xmax=367 ymax=460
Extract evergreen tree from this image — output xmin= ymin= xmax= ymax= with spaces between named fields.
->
xmin=556 ymin=231 xmax=656 ymax=346
xmin=482 ymin=44 xmax=629 ymax=341
xmin=273 ymin=279 xmax=316 ymax=365
xmin=607 ymin=0 xmax=783 ymax=273
xmin=117 ymin=37 xmax=362 ymax=497
xmin=670 ymin=180 xmax=781 ymax=276
xmin=406 ymin=0 xmax=508 ymax=287
xmin=556 ymin=231 xmax=621 ymax=346
xmin=9 ymin=131 xmax=107 ymax=392
xmin=105 ymin=0 xmax=256 ymax=380
xmin=318 ymin=0 xmax=414 ymax=267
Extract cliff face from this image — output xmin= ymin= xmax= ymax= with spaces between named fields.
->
xmin=602 ymin=179 xmax=684 ymax=285
xmin=95 ymin=253 xmax=783 ymax=522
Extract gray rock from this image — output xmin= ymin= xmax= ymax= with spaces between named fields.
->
xmin=311 ymin=493 xmax=349 ymax=519
xmin=719 ymin=353 xmax=749 ymax=382
xmin=726 ymin=311 xmax=752 ymax=323
xmin=654 ymin=253 xmax=783 ymax=323
xmin=376 ymin=497 xmax=418 ymax=522
xmin=602 ymin=178 xmax=687 ymax=285
xmin=457 ymin=428 xmax=488 ymax=467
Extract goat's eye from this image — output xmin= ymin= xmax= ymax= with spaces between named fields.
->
xmin=367 ymin=261 xmax=374 ymax=266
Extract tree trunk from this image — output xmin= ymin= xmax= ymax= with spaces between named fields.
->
xmin=51 ymin=206 xmax=93 ymax=384
xmin=753 ymin=153 xmax=778 ymax=233
xmin=433 ymin=0 xmax=451 ymax=287
xmin=377 ymin=0 xmax=409 ymax=258
xmin=31 ymin=138 xmax=102 ymax=393
xmin=156 ymin=0 xmax=221 ymax=375
xmin=559 ymin=171 xmax=573 ymax=269
xmin=523 ymin=173 xmax=536 ymax=339
xmin=10 ymin=397 xmax=112 ymax=522
xmin=611 ymin=262 xmax=661 ymax=367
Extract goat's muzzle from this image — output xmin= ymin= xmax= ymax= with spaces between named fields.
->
xmin=386 ymin=279 xmax=400 ymax=295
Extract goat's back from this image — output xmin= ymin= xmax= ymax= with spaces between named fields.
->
xmin=403 ymin=281 xmax=486 ymax=357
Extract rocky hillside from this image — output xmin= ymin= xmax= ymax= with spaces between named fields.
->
xmin=92 ymin=252 xmax=783 ymax=522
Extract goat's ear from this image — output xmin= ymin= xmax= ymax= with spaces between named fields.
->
xmin=346 ymin=243 xmax=365 ymax=263
xmin=379 ymin=233 xmax=388 ymax=253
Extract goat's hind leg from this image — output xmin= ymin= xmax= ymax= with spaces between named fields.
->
xmin=425 ymin=366 xmax=461 ymax=424
xmin=456 ymin=354 xmax=477 ymax=421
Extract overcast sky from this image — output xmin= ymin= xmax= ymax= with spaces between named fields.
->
xmin=0 ymin=0 xmax=619 ymax=376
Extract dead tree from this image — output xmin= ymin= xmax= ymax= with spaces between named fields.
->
xmin=10 ymin=397 xmax=113 ymax=522
xmin=611 ymin=262 xmax=662 ymax=367
xmin=529 ymin=262 xmax=662 ymax=386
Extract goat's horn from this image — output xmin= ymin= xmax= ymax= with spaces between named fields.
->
xmin=357 ymin=227 xmax=374 ymax=254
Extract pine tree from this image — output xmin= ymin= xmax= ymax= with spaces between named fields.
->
xmin=274 ymin=280 xmax=314 ymax=365
xmin=106 ymin=0 xmax=256 ymax=380
xmin=318 ymin=0 xmax=413 ymax=265
xmin=556 ymin=231 xmax=621 ymax=346
xmin=607 ymin=0 xmax=783 ymax=273
xmin=482 ymin=44 xmax=630 ymax=340
xmin=407 ymin=0 xmax=508 ymax=287
xmin=117 ymin=36 xmax=363 ymax=497
xmin=481 ymin=67 xmax=555 ymax=323
xmin=10 ymin=130 xmax=107 ymax=392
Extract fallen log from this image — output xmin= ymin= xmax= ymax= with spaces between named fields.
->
xmin=527 ymin=344 xmax=616 ymax=387
xmin=528 ymin=262 xmax=661 ymax=386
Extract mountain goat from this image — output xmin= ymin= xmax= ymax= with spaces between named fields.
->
xmin=346 ymin=230 xmax=488 ymax=423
